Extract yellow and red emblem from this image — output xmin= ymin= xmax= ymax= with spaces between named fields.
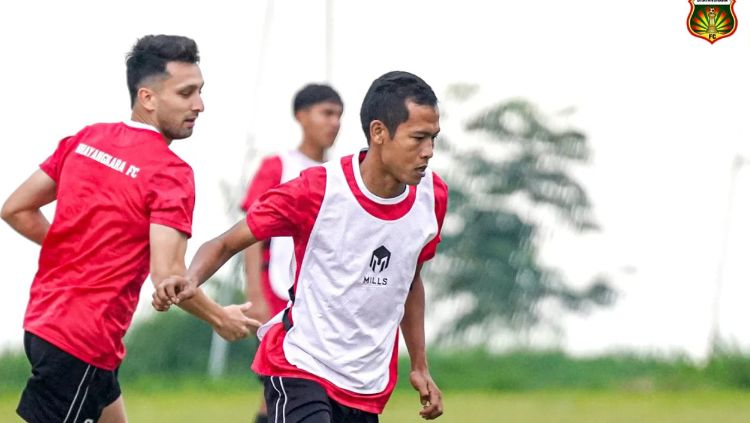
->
xmin=687 ymin=0 xmax=737 ymax=44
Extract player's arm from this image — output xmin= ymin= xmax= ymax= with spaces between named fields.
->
xmin=176 ymin=291 xmax=260 ymax=341
xmin=154 ymin=220 xmax=259 ymax=305
xmin=149 ymin=223 xmax=189 ymax=287
xmin=1 ymin=170 xmax=57 ymax=245
xmin=401 ymin=264 xmax=444 ymax=420
xmin=149 ymin=223 xmax=193 ymax=307
xmin=150 ymin=223 xmax=260 ymax=340
xmin=244 ymin=243 xmax=270 ymax=323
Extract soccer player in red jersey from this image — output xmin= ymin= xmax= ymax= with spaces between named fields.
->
xmin=241 ymin=84 xmax=343 ymax=423
xmin=156 ymin=71 xmax=446 ymax=422
xmin=2 ymin=35 xmax=257 ymax=423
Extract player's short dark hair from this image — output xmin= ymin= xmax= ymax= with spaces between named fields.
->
xmin=293 ymin=84 xmax=343 ymax=113
xmin=126 ymin=35 xmax=200 ymax=107
xmin=359 ymin=71 xmax=437 ymax=144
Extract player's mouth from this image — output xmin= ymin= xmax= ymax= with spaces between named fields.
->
xmin=184 ymin=117 xmax=198 ymax=128
xmin=415 ymin=165 xmax=428 ymax=177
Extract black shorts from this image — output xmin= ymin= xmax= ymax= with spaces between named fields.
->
xmin=263 ymin=376 xmax=378 ymax=423
xmin=17 ymin=332 xmax=121 ymax=423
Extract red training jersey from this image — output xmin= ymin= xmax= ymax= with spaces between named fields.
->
xmin=24 ymin=121 xmax=195 ymax=371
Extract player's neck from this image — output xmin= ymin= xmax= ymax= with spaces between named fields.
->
xmin=130 ymin=110 xmax=172 ymax=145
xmin=359 ymin=152 xmax=406 ymax=199
xmin=298 ymin=140 xmax=325 ymax=162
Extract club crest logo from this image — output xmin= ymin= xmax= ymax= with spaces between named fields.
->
xmin=687 ymin=0 xmax=737 ymax=44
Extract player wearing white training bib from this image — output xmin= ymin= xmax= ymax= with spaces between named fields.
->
xmin=252 ymin=150 xmax=446 ymax=399
xmin=244 ymin=149 xmax=327 ymax=308
xmin=281 ymin=153 xmax=439 ymax=393
xmin=156 ymin=71 xmax=446 ymax=422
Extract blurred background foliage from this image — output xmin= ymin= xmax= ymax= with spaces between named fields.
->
xmin=426 ymin=87 xmax=615 ymax=345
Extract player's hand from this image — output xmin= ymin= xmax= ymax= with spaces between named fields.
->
xmin=151 ymin=290 xmax=171 ymax=312
xmin=154 ymin=275 xmax=198 ymax=308
xmin=409 ymin=369 xmax=443 ymax=420
xmin=214 ymin=302 xmax=262 ymax=341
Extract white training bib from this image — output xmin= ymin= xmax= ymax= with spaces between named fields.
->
xmin=282 ymin=156 xmax=439 ymax=394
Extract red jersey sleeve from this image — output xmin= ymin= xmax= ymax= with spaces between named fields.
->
xmin=240 ymin=156 xmax=283 ymax=212
xmin=147 ymin=162 xmax=195 ymax=237
xmin=246 ymin=166 xmax=326 ymax=241
xmin=418 ymin=172 xmax=448 ymax=263
xmin=39 ymin=136 xmax=78 ymax=182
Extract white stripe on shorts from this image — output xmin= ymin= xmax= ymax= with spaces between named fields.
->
xmin=279 ymin=377 xmax=288 ymax=423
xmin=270 ymin=376 xmax=282 ymax=423
xmin=72 ymin=384 xmax=91 ymax=423
xmin=62 ymin=364 xmax=91 ymax=423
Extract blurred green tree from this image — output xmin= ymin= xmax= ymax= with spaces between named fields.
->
xmin=429 ymin=86 xmax=615 ymax=344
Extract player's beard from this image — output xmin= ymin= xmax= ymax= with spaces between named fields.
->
xmin=161 ymin=120 xmax=194 ymax=141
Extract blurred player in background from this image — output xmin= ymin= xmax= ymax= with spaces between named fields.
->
xmin=241 ymin=83 xmax=343 ymax=423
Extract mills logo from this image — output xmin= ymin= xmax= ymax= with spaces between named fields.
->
xmin=687 ymin=0 xmax=737 ymax=44
xmin=364 ymin=246 xmax=391 ymax=286
xmin=369 ymin=245 xmax=391 ymax=272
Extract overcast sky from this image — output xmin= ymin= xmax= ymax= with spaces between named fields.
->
xmin=1 ymin=0 xmax=749 ymax=359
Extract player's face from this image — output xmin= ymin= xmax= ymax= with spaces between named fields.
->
xmin=381 ymin=101 xmax=439 ymax=186
xmin=153 ymin=62 xmax=205 ymax=141
xmin=298 ymin=101 xmax=343 ymax=150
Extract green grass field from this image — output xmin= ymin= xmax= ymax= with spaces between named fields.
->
xmin=3 ymin=389 xmax=750 ymax=422
xmin=5 ymin=346 xmax=750 ymax=422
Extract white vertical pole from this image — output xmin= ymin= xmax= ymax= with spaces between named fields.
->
xmin=207 ymin=281 xmax=233 ymax=379
xmin=325 ymin=0 xmax=334 ymax=82
xmin=708 ymin=155 xmax=746 ymax=355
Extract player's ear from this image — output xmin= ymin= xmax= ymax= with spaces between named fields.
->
xmin=294 ymin=108 xmax=306 ymax=124
xmin=137 ymin=87 xmax=157 ymax=112
xmin=369 ymin=120 xmax=388 ymax=145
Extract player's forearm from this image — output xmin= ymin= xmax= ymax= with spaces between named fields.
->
xmin=150 ymin=262 xmax=187 ymax=290
xmin=2 ymin=170 xmax=57 ymax=245
xmin=187 ymin=238 xmax=238 ymax=286
xmin=401 ymin=275 xmax=429 ymax=371
xmin=177 ymin=288 xmax=225 ymax=328
xmin=1 ymin=209 xmax=49 ymax=245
